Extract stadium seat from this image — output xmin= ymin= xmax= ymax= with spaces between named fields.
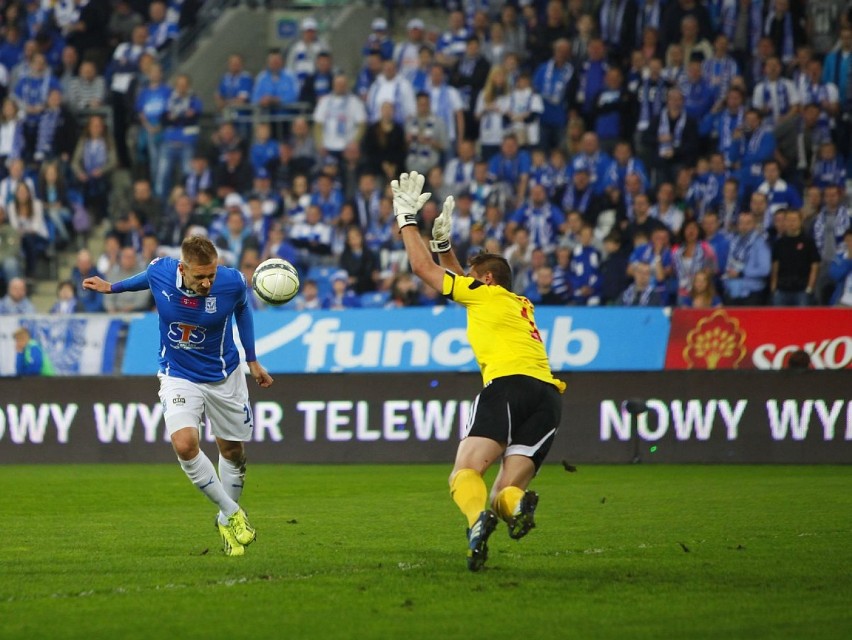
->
xmin=359 ymin=291 xmax=390 ymax=308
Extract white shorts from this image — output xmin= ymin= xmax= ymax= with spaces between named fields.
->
xmin=157 ymin=368 xmax=253 ymax=441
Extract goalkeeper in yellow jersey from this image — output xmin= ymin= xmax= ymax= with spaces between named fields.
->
xmin=392 ymin=171 xmax=566 ymax=572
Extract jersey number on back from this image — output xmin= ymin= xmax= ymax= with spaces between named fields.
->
xmin=520 ymin=306 xmax=543 ymax=343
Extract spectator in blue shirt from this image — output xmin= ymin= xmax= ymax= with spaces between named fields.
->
xmin=135 ymin=62 xmax=171 ymax=185
xmin=722 ymin=211 xmax=772 ymax=305
xmin=147 ymin=1 xmax=179 ymax=51
xmin=532 ymin=38 xmax=576 ymax=152
xmin=14 ymin=327 xmax=54 ymax=376
xmin=487 ymin=133 xmax=531 ymax=209
xmin=252 ymin=50 xmax=299 ymax=135
xmin=215 ymin=53 xmax=253 ymax=122
xmin=70 ymin=248 xmax=104 ymax=312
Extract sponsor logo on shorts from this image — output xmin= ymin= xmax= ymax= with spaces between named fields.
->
xmin=172 ymin=395 xmax=185 ymax=405
xmin=205 ymin=297 xmax=217 ymax=314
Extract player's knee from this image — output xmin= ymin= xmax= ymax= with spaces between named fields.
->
xmin=218 ymin=440 xmax=245 ymax=462
xmin=171 ymin=429 xmax=200 ymax=460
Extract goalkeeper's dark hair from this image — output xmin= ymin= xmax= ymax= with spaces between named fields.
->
xmin=181 ymin=235 xmax=219 ymax=266
xmin=469 ymin=253 xmax=512 ymax=289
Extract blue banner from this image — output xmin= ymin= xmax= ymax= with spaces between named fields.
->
xmin=122 ymin=307 xmax=670 ymax=375
xmin=0 ymin=315 xmax=123 ymax=376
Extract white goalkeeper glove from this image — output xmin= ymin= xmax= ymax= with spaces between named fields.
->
xmin=391 ymin=171 xmax=431 ymax=231
xmin=429 ymin=195 xmax=454 ymax=253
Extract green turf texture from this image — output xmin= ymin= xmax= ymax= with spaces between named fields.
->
xmin=1 ymin=464 xmax=850 ymax=639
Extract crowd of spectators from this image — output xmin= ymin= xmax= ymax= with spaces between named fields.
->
xmin=1 ymin=0 xmax=852 ymax=316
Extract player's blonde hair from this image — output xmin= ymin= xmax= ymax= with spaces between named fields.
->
xmin=469 ymin=253 xmax=512 ymax=289
xmin=181 ymin=235 xmax=218 ymax=266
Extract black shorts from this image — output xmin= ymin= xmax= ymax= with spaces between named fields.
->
xmin=464 ymin=375 xmax=562 ymax=471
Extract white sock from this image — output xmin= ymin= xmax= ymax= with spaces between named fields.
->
xmin=179 ymin=451 xmax=238 ymax=522
xmin=218 ymin=453 xmax=246 ymax=507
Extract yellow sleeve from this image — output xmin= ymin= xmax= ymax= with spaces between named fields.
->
xmin=443 ymin=272 xmax=490 ymax=306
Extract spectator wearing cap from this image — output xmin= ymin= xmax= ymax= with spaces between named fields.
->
xmin=286 ymin=17 xmax=329 ymax=89
xmin=253 ymin=50 xmax=299 ymax=119
xmin=322 ymin=269 xmax=361 ymax=309
xmin=363 ymin=17 xmax=394 ymax=61
xmin=394 ymin=18 xmax=427 ymax=82
xmin=299 ymin=51 xmax=335 ymax=109
xmin=313 ymin=74 xmax=367 ymax=163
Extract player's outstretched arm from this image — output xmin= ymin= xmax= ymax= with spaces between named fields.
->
xmin=392 ymin=171 xmax=447 ymax=293
xmin=82 ymin=276 xmax=113 ymax=293
xmin=83 ymin=270 xmax=150 ymax=294
xmin=431 ymin=195 xmax=465 ymax=275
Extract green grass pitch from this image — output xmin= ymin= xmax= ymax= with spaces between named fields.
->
xmin=1 ymin=464 xmax=850 ymax=639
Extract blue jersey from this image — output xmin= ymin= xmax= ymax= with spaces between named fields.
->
xmin=113 ymin=257 xmax=256 ymax=383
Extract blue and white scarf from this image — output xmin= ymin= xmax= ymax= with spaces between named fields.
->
xmin=600 ymin=0 xmax=628 ymax=46
xmin=719 ymin=106 xmax=744 ymax=157
xmin=749 ymin=0 xmax=765 ymax=52
xmin=764 ymin=8 xmax=795 ymax=63
xmin=36 ymin=108 xmax=60 ymax=156
xmin=540 ymin=60 xmax=573 ymax=105
xmin=659 ymin=109 xmax=686 ymax=156
xmin=729 ymin=230 xmax=760 ymax=273
xmin=561 ymin=185 xmax=592 ymax=214
xmin=638 ymin=76 xmax=667 ymax=131
xmin=814 ymin=206 xmax=850 ymax=257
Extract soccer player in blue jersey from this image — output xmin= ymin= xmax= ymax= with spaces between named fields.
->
xmin=83 ymin=236 xmax=273 ymax=556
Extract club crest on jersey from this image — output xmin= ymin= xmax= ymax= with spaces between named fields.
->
xmin=205 ymin=297 xmax=217 ymax=313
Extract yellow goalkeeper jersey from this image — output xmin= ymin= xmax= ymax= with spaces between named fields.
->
xmin=442 ymin=271 xmax=566 ymax=392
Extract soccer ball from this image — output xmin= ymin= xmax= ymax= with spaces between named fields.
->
xmin=252 ymin=258 xmax=300 ymax=306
